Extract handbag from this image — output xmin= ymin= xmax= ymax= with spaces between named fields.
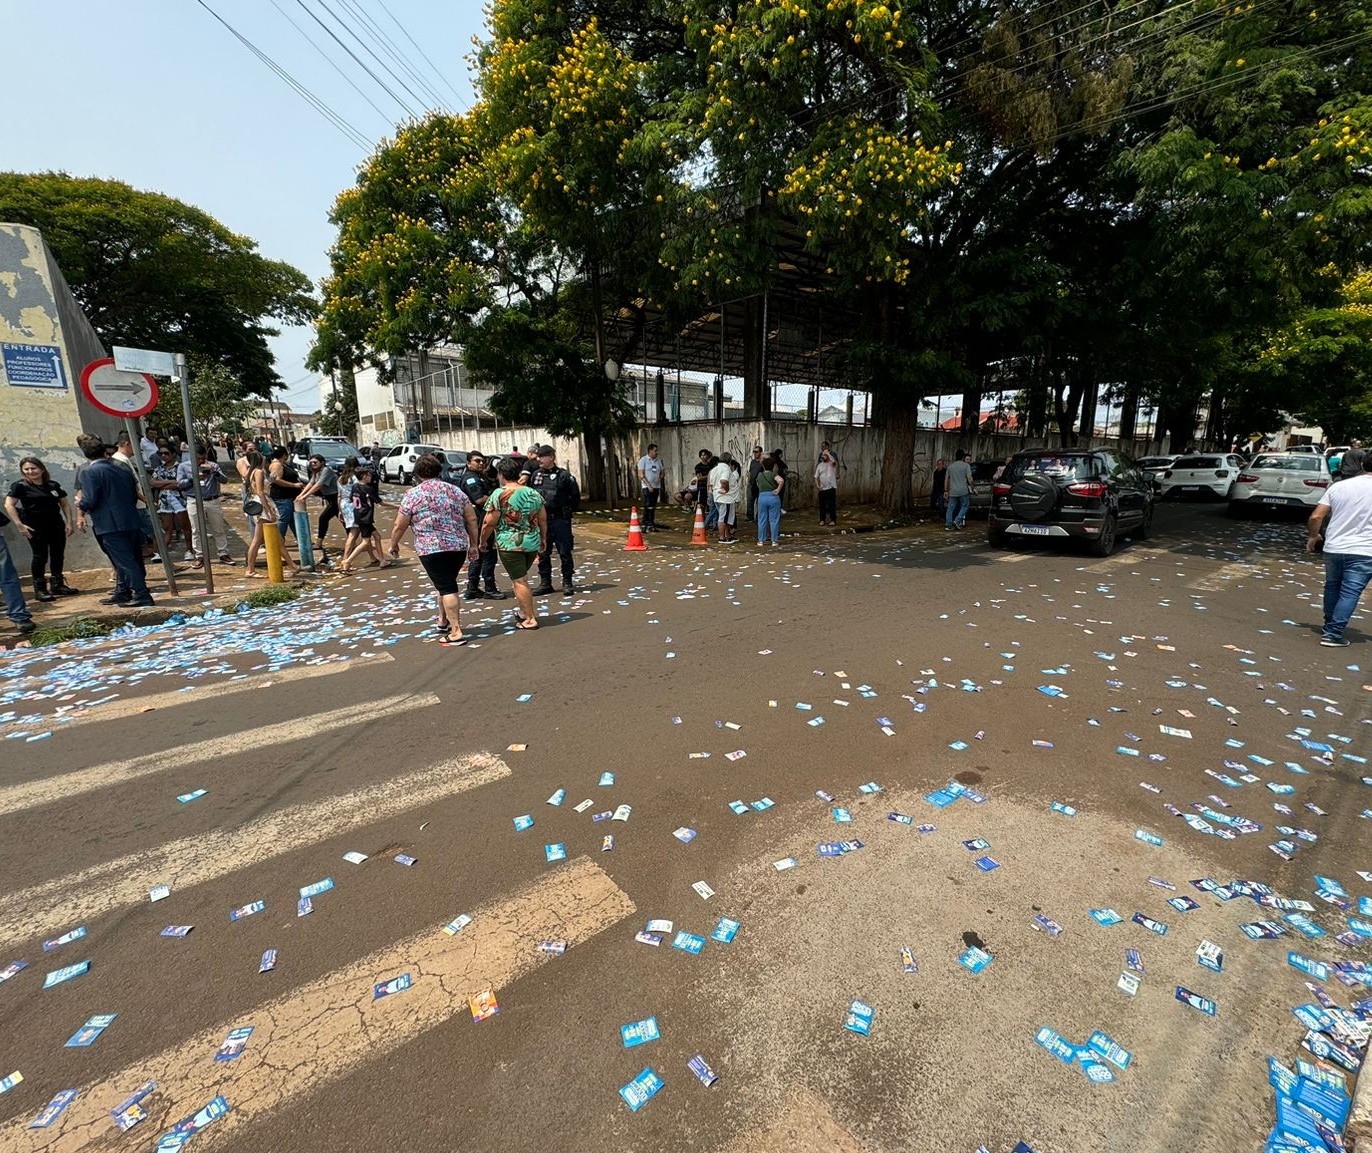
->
xmin=243 ymin=469 xmax=266 ymax=518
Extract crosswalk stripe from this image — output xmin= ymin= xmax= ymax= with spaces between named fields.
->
xmin=1187 ymin=560 xmax=1257 ymax=591
xmin=1 ymin=654 xmax=395 ymax=732
xmin=0 ymin=693 xmax=441 ymax=819
xmin=0 ymin=753 xmax=511 ymax=950
xmin=0 ymin=857 xmax=635 ymax=1152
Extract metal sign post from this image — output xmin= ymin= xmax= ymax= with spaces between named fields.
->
xmin=122 ymin=416 xmax=179 ymax=597
xmin=173 ymin=353 xmax=215 ymax=593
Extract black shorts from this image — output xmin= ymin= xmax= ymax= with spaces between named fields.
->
xmin=419 ymin=549 xmax=468 ymax=596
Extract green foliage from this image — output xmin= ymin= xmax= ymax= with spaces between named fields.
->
xmin=25 ymin=618 xmax=112 ymax=648
xmin=0 ymin=173 xmax=316 ymax=396
xmin=239 ymin=584 xmax=302 ymax=609
xmin=314 ymin=0 xmax=1372 ymax=503
xmin=151 ymin=357 xmax=256 ymax=443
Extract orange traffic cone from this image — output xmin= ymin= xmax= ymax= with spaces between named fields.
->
xmin=690 ymin=504 xmax=709 ymax=546
xmin=624 ymin=506 xmax=649 ymax=551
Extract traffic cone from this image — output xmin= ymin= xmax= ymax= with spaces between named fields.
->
xmin=690 ymin=504 xmax=709 ymax=546
xmin=624 ymin=506 xmax=649 ymax=551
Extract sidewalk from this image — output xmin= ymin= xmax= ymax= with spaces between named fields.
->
xmin=3 ymin=498 xmax=958 ymax=647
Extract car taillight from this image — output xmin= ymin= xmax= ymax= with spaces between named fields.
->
xmin=1303 ymin=478 xmax=1330 ymax=488
xmin=1236 ymin=474 xmax=1258 ymax=483
xmin=1214 ymin=469 xmax=1229 ymax=478
xmin=992 ymin=483 xmax=1011 ymax=496
xmin=1067 ymin=481 xmax=1107 ymax=498
xmin=1162 ymin=470 xmax=1172 ymax=478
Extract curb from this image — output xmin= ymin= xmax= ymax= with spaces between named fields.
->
xmin=1350 ymin=1069 xmax=1372 ymax=1148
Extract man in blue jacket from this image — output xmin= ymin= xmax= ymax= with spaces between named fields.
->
xmin=75 ymin=433 xmax=154 ymax=607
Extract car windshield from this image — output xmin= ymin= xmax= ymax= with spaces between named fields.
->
xmin=1137 ymin=458 xmax=1174 ymax=469
xmin=1171 ymin=456 xmax=1222 ymax=469
xmin=309 ymin=441 xmax=358 ymax=457
xmin=1003 ymin=455 xmax=1097 ymax=481
xmin=1251 ymin=455 xmax=1324 ymax=471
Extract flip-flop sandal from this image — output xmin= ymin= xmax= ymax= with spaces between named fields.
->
xmin=516 ymin=619 xmax=540 ymax=630
xmin=439 ymin=635 xmax=468 ymax=647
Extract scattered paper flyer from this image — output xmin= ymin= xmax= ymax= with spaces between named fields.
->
xmin=373 ymin=973 xmax=412 ymax=1001
xmin=64 ymin=1014 xmax=116 ymax=1048
xmin=213 ymin=1026 xmax=254 ymax=1062
xmin=692 ymin=881 xmax=715 ymax=901
xmin=470 ymin=989 xmax=499 ymax=1022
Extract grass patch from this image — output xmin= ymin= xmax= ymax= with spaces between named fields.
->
xmin=27 ymin=618 xmax=116 ymax=647
xmin=238 ymin=584 xmax=303 ymax=609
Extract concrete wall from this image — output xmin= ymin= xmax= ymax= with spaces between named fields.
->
xmin=0 ymin=223 xmax=120 ymax=572
xmin=422 ymin=418 xmax=1162 ymax=509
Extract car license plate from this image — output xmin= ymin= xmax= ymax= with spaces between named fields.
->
xmin=1262 ymin=497 xmax=1286 ymax=504
xmin=1181 ymin=485 xmax=1199 ymax=491
xmin=1020 ymin=525 xmax=1050 ymax=536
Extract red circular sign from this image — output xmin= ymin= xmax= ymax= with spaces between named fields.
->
xmin=80 ymin=358 xmax=159 ymax=418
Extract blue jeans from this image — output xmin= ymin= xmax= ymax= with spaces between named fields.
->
xmin=98 ymin=529 xmax=151 ymax=602
xmin=0 ymin=535 xmax=33 ymax=625
xmin=1322 ymin=552 xmax=1372 ymax=638
xmin=705 ymin=496 xmax=719 ymax=530
xmin=274 ymin=499 xmax=298 ymax=539
xmin=946 ymin=494 xmax=970 ymax=527
xmin=757 ymin=491 xmax=781 ymax=543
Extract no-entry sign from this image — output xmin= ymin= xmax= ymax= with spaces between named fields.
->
xmin=80 ymin=358 xmax=159 ymax=418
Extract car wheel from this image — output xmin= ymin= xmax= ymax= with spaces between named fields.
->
xmin=400 ymin=469 xmax=411 ymax=485
xmin=987 ymin=526 xmax=1008 ymax=548
xmin=1090 ymin=514 xmax=1117 ymax=557
xmin=1134 ymin=502 xmax=1153 ymax=539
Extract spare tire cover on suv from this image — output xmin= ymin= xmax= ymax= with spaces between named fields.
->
xmin=1010 ymin=473 xmax=1059 ymax=522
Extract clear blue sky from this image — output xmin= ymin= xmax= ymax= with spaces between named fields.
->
xmin=2 ymin=0 xmax=481 ymax=412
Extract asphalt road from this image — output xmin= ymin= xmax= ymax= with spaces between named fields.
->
xmin=0 ymin=501 xmax=1367 ymax=1153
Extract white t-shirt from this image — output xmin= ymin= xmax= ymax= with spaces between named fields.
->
xmin=1319 ymin=475 xmax=1372 ymax=555
xmin=709 ymin=461 xmax=737 ymax=504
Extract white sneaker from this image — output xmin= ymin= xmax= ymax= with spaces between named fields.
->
xmin=183 ymin=550 xmax=197 ymax=561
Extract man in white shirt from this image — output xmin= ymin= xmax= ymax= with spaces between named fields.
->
xmin=1307 ymin=453 xmax=1372 ymax=646
xmin=708 ymin=452 xmax=738 ymax=542
xmin=638 ymin=443 xmax=664 ymax=531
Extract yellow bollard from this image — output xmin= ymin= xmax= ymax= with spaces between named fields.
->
xmin=263 ymin=521 xmax=285 ymax=584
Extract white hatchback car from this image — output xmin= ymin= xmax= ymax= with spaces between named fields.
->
xmin=380 ymin=443 xmax=443 ymax=484
xmin=1228 ymin=452 xmax=1331 ymax=514
xmin=1157 ymin=453 xmax=1246 ymax=500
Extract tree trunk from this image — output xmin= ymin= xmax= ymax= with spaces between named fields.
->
xmin=877 ymin=390 xmax=920 ymax=515
xmin=582 ymin=426 xmax=606 ymax=502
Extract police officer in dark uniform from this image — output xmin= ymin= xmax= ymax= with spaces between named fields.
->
xmin=458 ymin=450 xmax=507 ymax=601
xmin=523 ymin=444 xmax=580 ymax=597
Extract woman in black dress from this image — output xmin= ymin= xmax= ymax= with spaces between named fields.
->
xmin=4 ymin=457 xmax=77 ymax=600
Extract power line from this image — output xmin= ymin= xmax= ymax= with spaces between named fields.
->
xmin=311 ymin=0 xmax=436 ymax=116
xmin=336 ymin=0 xmax=453 ymax=113
xmin=372 ymin=0 xmax=471 ymax=111
xmin=293 ymin=0 xmax=419 ymax=119
xmin=192 ymin=0 xmax=372 ymax=151
xmin=269 ymin=0 xmax=396 ymax=128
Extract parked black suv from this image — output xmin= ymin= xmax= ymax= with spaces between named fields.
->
xmin=987 ymin=449 xmax=1153 ymax=556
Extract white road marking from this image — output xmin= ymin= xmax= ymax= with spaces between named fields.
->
xmin=0 ymin=858 xmax=635 ymax=1152
xmin=0 ymin=654 xmax=394 ymax=731
xmin=0 ymin=693 xmax=440 ymax=817
xmin=0 ymin=753 xmax=511 ymax=949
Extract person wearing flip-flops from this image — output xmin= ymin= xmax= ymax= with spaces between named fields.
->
xmin=479 ymin=457 xmax=547 ymax=631
xmin=388 ymin=454 xmax=479 ymax=647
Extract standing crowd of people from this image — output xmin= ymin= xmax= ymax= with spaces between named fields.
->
xmin=636 ymin=440 xmax=846 ymax=545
